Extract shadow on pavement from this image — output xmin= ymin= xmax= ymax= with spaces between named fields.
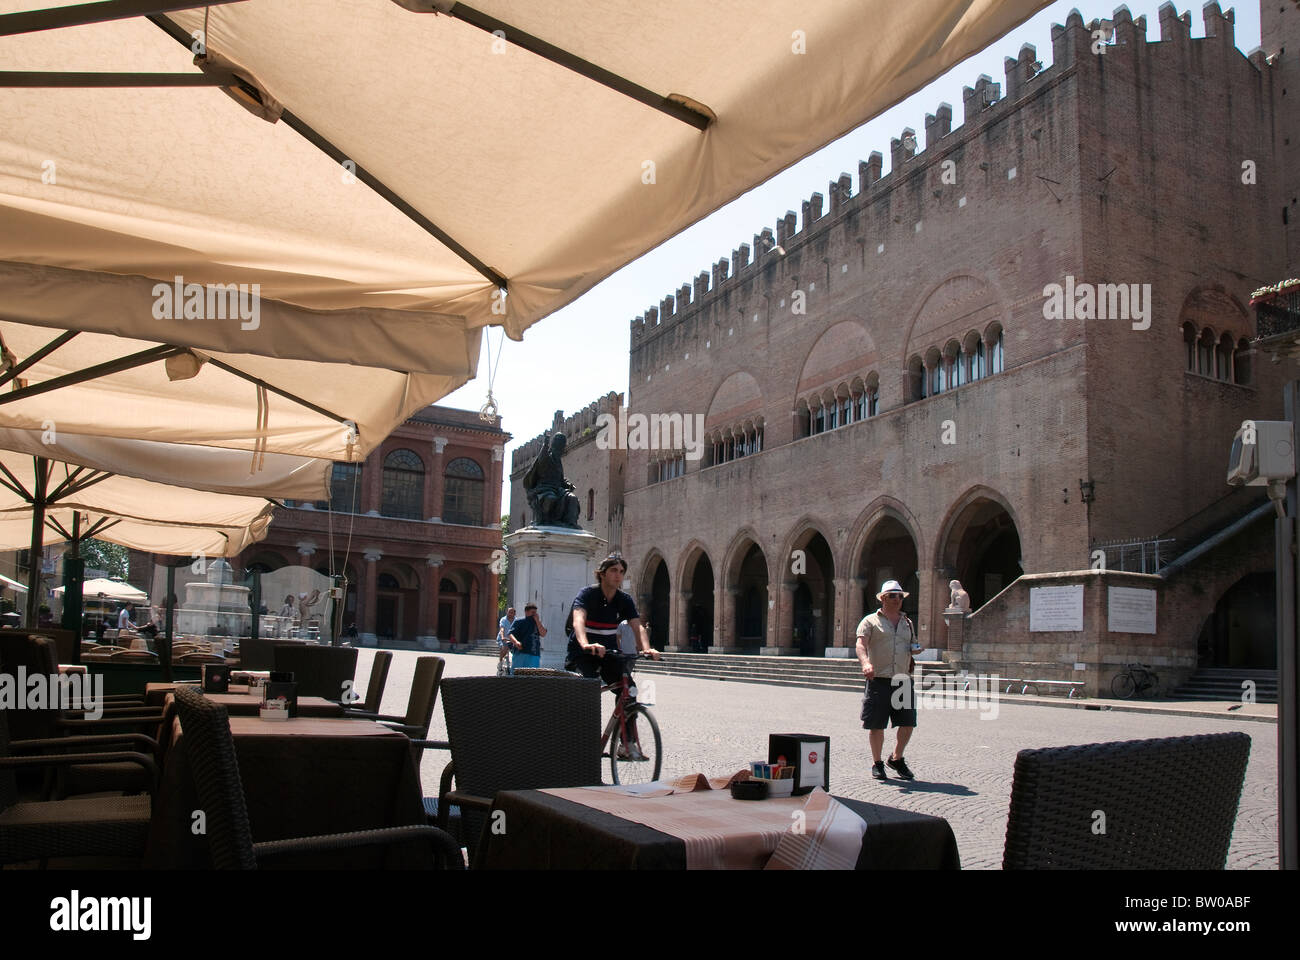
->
xmin=877 ymin=779 xmax=977 ymax=796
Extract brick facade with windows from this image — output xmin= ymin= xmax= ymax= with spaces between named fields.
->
xmin=617 ymin=4 xmax=1291 ymax=686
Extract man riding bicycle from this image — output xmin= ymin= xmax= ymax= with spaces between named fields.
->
xmin=566 ymin=554 xmax=661 ymax=758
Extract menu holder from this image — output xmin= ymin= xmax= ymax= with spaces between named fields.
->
xmin=202 ymin=664 xmax=230 ymax=693
xmin=263 ymin=680 xmax=298 ymax=718
xmin=768 ymin=733 xmax=829 ymax=796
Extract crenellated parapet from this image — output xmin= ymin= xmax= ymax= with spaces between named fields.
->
xmin=510 ymin=391 xmax=625 ymax=474
xmin=628 ymin=2 xmax=1262 ymax=356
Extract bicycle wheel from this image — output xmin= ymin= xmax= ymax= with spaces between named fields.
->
xmin=609 ymin=705 xmax=663 ymax=785
xmin=1111 ymin=671 xmax=1136 ymax=700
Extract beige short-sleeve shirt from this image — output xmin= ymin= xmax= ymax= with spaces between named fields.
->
xmin=855 ymin=609 xmax=914 ymax=678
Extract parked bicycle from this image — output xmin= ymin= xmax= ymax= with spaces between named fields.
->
xmin=599 ymin=651 xmax=662 ymax=784
xmin=1111 ymin=662 xmax=1159 ymax=700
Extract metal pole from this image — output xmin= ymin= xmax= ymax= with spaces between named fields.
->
xmin=60 ymin=512 xmax=85 ymax=661
xmin=1281 ymin=382 xmax=1300 ymax=870
xmin=162 ymin=564 xmax=176 ymax=683
xmin=23 ymin=457 xmax=48 ymax=627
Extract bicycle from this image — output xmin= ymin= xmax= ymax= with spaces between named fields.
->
xmin=597 ymin=651 xmax=663 ymax=784
xmin=1111 ymin=662 xmax=1159 ymax=700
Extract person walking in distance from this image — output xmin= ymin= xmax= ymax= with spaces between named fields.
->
xmin=856 ymin=580 xmax=921 ymax=781
xmin=508 ymin=604 xmax=546 ymax=671
xmin=497 ymin=606 xmax=516 ymax=676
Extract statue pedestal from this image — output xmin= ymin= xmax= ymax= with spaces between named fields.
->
xmin=505 ymin=526 xmax=607 ymax=670
xmin=943 ymin=609 xmax=966 ymax=653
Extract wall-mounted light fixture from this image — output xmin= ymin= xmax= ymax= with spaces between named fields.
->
xmin=1079 ymin=478 xmax=1096 ymax=504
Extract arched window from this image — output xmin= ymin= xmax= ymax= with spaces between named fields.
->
xmin=377 ymin=573 xmax=400 ymax=590
xmin=587 ymin=489 xmax=594 ymax=521
xmin=1234 ymin=338 xmax=1252 ymax=385
xmin=840 ymin=394 xmax=852 ymax=426
xmin=814 ymin=404 xmax=825 ymax=434
xmin=443 ymin=457 xmax=484 ymax=525
xmin=975 ymin=338 xmax=987 ymax=379
xmin=1183 ymin=322 xmax=1197 ymax=373
xmin=988 ymin=327 xmax=1005 ymax=374
xmin=865 ymin=373 xmax=880 ymax=416
xmin=328 ymin=463 xmax=363 ymax=513
xmin=908 ymin=356 xmax=924 ymax=402
xmin=1217 ymin=333 xmax=1234 ymax=381
xmin=381 ymin=449 xmax=424 ymax=519
xmin=1197 ymin=329 xmax=1214 ymax=376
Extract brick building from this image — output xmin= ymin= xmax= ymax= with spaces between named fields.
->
xmin=135 ymin=405 xmax=509 ymax=647
xmin=617 ymin=3 xmax=1296 ymax=693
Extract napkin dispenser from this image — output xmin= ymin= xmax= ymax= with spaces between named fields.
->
xmin=768 ymin=733 xmax=829 ymax=796
xmin=202 ymin=664 xmax=230 ymax=693
xmin=263 ymin=674 xmax=298 ymax=718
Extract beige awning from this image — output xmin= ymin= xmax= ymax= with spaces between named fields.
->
xmin=0 ymin=0 xmax=1050 ymax=363
xmin=0 ymin=453 xmax=276 ymax=556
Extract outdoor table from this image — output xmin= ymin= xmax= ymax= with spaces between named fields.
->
xmin=144 ymin=715 xmax=426 ymax=868
xmin=477 ymin=785 xmax=960 ymax=870
xmin=144 ymin=682 xmax=345 ymax=718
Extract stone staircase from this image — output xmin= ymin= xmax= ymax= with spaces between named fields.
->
xmin=1172 ymin=668 xmax=1277 ymax=704
xmin=633 ymin=651 xmax=956 ymax=693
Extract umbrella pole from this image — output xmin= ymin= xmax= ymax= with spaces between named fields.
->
xmin=60 ymin=511 xmax=86 ymax=660
xmin=24 ymin=456 xmax=48 ymax=627
xmin=162 ymin=564 xmax=176 ymax=683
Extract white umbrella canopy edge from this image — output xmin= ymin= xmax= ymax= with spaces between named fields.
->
xmin=0 ymin=0 xmax=1054 ymax=344
xmin=0 ymin=318 xmax=476 ymax=461
xmin=0 ymin=507 xmax=274 ymax=559
xmin=0 ymin=427 xmax=330 ymax=500
xmin=0 ymin=457 xmax=280 ymax=530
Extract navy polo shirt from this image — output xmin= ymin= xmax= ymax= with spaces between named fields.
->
xmin=567 ymin=585 xmax=639 ymax=659
xmin=509 ymin=616 xmax=542 ymax=657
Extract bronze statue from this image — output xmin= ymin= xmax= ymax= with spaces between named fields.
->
xmin=522 ymin=432 xmax=582 ymax=527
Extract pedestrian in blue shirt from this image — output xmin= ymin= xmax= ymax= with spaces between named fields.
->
xmin=508 ymin=604 xmax=547 ymax=670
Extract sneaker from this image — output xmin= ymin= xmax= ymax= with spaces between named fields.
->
xmin=886 ymin=756 xmax=915 ymax=780
xmin=871 ymin=761 xmax=886 ymax=780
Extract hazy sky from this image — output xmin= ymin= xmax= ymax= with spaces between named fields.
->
xmin=439 ymin=1 xmax=1263 ymax=511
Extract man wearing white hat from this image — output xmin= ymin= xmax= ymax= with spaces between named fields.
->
xmin=855 ymin=580 xmax=920 ymax=781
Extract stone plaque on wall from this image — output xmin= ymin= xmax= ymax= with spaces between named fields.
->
xmin=1107 ymin=586 xmax=1157 ymax=634
xmin=1029 ymin=585 xmax=1083 ymax=632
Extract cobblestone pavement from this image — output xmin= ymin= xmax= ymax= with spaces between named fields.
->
xmin=364 ymin=650 xmax=1278 ymax=870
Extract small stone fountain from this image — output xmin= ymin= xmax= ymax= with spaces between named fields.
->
xmin=175 ymin=559 xmax=251 ymax=646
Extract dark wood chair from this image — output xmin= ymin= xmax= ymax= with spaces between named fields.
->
xmin=346 ymin=656 xmax=444 ymax=738
xmin=342 ymin=650 xmax=392 ymax=712
xmin=237 ymin=636 xmax=304 ymax=671
xmin=1002 ymin=732 xmax=1251 ymax=869
xmin=0 ymin=708 xmax=154 ymax=866
xmin=0 ymin=635 xmax=165 ymax=799
xmin=170 ymin=687 xmax=461 ymax=869
xmin=434 ymin=675 xmax=603 ymax=866
xmin=273 ymin=644 xmax=358 ymax=700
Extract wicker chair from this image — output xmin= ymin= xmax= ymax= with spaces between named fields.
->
xmin=170 ymin=687 xmax=461 ymax=869
xmin=1002 ymin=732 xmax=1251 ymax=869
xmin=273 ymin=644 xmax=358 ymax=700
xmin=434 ymin=675 xmax=603 ymax=867
xmin=0 ymin=708 xmax=155 ymax=866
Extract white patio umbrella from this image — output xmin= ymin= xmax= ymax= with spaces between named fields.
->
xmin=0 ymin=449 xmax=278 ymax=620
xmin=0 ymin=0 xmax=1051 ymax=394
xmin=50 ymin=577 xmax=147 ymax=603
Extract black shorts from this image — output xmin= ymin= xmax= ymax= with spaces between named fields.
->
xmin=566 ymin=651 xmax=625 ymax=686
xmin=861 ymin=676 xmax=917 ymax=730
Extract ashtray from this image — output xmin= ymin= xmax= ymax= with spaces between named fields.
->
xmin=730 ymin=779 xmax=769 ymax=801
